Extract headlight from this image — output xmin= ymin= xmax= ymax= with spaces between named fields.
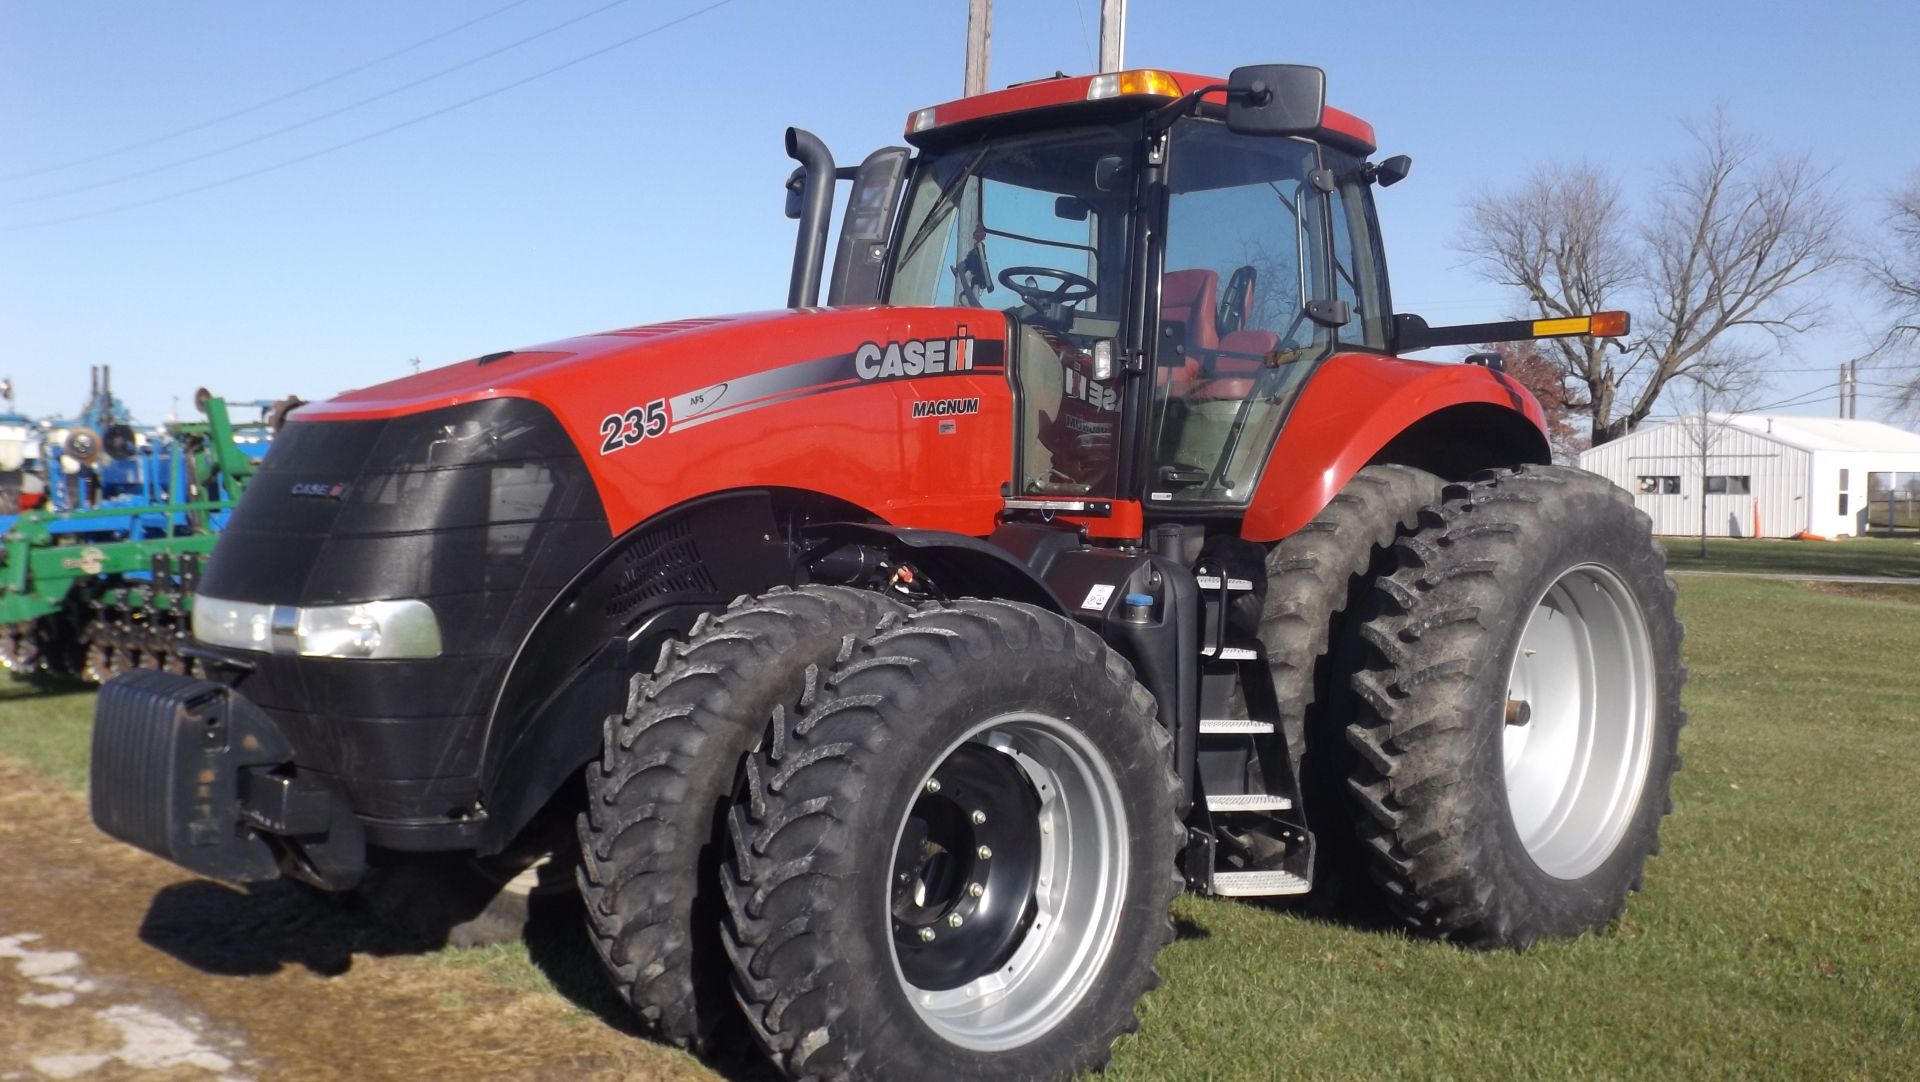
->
xmin=192 ymin=596 xmax=442 ymax=660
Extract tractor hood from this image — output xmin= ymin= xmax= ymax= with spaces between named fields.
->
xmin=287 ymin=306 xmax=1016 ymax=535
xmin=295 ymin=307 xmax=1007 ymax=424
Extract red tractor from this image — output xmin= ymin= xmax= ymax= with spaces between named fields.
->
xmin=91 ymin=65 xmax=1683 ymax=1081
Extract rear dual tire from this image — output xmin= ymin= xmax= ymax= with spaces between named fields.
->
xmin=1345 ymin=465 xmax=1685 ymax=947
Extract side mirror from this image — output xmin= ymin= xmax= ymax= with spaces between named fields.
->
xmin=783 ymin=166 xmax=806 ymax=219
xmin=1225 ymin=64 xmax=1326 ymax=136
xmin=1371 ymin=154 xmax=1413 ymax=187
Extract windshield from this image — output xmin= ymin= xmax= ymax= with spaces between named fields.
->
xmin=888 ymin=125 xmax=1137 ymax=330
xmin=890 ymin=127 xmax=1141 ymax=497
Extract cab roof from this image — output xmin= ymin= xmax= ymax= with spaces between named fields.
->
xmin=904 ymin=69 xmax=1376 ymax=155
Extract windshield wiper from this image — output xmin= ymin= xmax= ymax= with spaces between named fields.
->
xmin=897 ymin=141 xmax=994 ymax=269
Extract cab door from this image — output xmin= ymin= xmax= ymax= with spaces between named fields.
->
xmin=1146 ymin=119 xmax=1335 ymax=508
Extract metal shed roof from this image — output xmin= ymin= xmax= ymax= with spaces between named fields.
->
xmin=1720 ymin=415 xmax=1920 ymax=454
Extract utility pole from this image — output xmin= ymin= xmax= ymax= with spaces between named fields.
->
xmin=1838 ymin=363 xmax=1850 ymax=418
xmin=1849 ymin=358 xmax=1859 ymax=418
xmin=964 ymin=0 xmax=990 ymax=96
xmin=1098 ymin=0 xmax=1127 ymax=72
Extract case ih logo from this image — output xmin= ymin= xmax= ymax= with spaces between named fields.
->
xmin=853 ymin=333 xmax=979 ymax=381
xmin=290 ymin=481 xmax=349 ymax=500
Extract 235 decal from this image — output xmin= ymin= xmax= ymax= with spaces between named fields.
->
xmin=598 ymin=398 xmax=671 ymax=454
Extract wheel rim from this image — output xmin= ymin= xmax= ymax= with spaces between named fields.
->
xmin=1503 ymin=563 xmax=1656 ymax=880
xmin=884 ymin=712 xmax=1129 ymax=1052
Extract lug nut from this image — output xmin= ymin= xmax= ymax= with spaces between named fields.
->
xmin=918 ymin=927 xmax=936 ymax=942
xmin=968 ymin=883 xmax=984 ymax=898
xmin=1505 ymin=698 xmax=1533 ymax=727
xmin=970 ymin=810 xmax=987 ymax=825
xmin=925 ymin=779 xmax=942 ymax=794
xmin=976 ymin=846 xmax=992 ymax=860
xmin=947 ymin=912 xmax=965 ymax=928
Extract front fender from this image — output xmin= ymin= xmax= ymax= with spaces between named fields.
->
xmin=1241 ymin=353 xmax=1550 ymax=541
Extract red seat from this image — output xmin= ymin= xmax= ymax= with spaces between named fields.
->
xmin=1159 ymin=269 xmax=1219 ymax=395
xmin=1160 ymin=269 xmax=1220 ymax=354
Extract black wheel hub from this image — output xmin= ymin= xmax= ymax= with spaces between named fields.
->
xmin=891 ymin=742 xmax=1043 ymax=991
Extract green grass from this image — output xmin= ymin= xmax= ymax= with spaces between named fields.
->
xmin=0 ymin=674 xmax=99 ymax=788
xmin=1110 ymin=576 xmax=1920 ymax=1080
xmin=1661 ymin=535 xmax=1920 ymax=578
xmin=4 ymin=577 xmax=1915 ymax=1080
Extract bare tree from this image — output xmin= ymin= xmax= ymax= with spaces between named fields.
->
xmin=1865 ymin=170 xmax=1920 ymax=413
xmin=1460 ymin=162 xmax=1636 ymax=436
xmin=1458 ymin=112 xmax=1846 ymax=445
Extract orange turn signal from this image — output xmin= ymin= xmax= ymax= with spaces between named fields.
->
xmin=1086 ymin=69 xmax=1184 ymax=101
xmin=1588 ymin=310 xmax=1630 ymax=337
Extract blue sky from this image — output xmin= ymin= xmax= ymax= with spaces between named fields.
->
xmin=3 ymin=0 xmax=1916 ymax=425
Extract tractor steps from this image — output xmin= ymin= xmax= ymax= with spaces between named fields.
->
xmin=1199 ymin=718 xmax=1274 ymax=735
xmin=1206 ymin=793 xmax=1293 ymax=813
xmin=1211 ymin=869 xmax=1311 ymax=897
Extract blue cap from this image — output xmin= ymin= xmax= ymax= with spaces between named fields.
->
xmin=1124 ymin=593 xmax=1154 ymax=606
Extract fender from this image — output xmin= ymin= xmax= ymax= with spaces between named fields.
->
xmin=1240 ymin=353 xmax=1551 ymax=541
xmin=472 ymin=489 xmax=830 ymax=853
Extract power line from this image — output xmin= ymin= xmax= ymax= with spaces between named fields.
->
xmin=1 ymin=0 xmax=537 ymax=183
xmin=1068 ymin=0 xmax=1098 ymax=71
xmin=5 ymin=0 xmax=742 ymax=232
xmin=3 ymin=0 xmax=640 ymax=208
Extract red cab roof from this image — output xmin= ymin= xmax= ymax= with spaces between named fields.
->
xmin=905 ymin=69 xmax=1376 ymax=155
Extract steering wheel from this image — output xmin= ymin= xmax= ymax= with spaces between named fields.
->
xmin=1218 ymin=264 xmax=1257 ymax=335
xmin=998 ymin=266 xmax=1097 ymax=313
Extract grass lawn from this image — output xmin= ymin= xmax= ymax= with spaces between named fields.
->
xmin=1661 ymin=535 xmax=1920 ymax=578
xmin=3 ymin=576 xmax=1914 ymax=1080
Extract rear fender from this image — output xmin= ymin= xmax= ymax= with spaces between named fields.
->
xmin=1241 ymin=354 xmax=1550 ymax=541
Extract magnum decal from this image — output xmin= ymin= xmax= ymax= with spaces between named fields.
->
xmin=911 ymin=397 xmax=980 ymax=419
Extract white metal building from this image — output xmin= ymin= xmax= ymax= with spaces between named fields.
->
xmin=1577 ymin=415 xmax=1920 ymax=538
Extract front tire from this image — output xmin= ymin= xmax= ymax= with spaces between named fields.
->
xmin=1345 ymin=466 xmax=1685 ymax=947
xmin=722 ymin=600 xmax=1183 ymax=1081
xmin=577 ymin=585 xmax=904 ymax=1049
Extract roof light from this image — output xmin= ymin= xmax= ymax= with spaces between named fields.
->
xmin=909 ymin=107 xmax=940 ymax=133
xmin=1086 ymin=69 xmax=1184 ymax=102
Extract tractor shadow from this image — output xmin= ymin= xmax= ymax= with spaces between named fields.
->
xmin=137 ymin=879 xmax=413 ymax=977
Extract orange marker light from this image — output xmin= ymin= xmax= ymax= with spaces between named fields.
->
xmin=1588 ymin=310 xmax=1631 ymax=337
xmin=1086 ymin=70 xmax=1184 ymax=101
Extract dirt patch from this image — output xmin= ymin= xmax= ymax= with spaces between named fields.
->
xmin=1804 ymin=581 xmax=1920 ymax=606
xmin=0 ymin=758 xmax=738 ymax=1081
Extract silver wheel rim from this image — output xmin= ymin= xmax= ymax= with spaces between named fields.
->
xmin=1502 ymin=563 xmax=1656 ymax=880
xmin=885 ymin=711 xmax=1130 ymax=1052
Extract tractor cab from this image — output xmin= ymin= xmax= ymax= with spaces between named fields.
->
xmin=796 ymin=66 xmax=1396 ymax=518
